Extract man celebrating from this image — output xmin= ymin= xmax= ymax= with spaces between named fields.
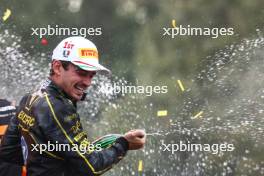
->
xmin=0 ymin=36 xmax=146 ymax=176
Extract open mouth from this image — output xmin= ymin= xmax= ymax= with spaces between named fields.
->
xmin=74 ymin=84 xmax=86 ymax=94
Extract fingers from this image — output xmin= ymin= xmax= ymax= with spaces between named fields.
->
xmin=133 ymin=129 xmax=145 ymax=136
xmin=127 ymin=129 xmax=146 ymax=138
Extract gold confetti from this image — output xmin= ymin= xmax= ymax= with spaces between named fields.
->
xmin=138 ymin=160 xmax=143 ymax=172
xmin=191 ymin=111 xmax=203 ymax=119
xmin=172 ymin=19 xmax=177 ymax=28
xmin=2 ymin=9 xmax=11 ymax=21
xmin=177 ymin=80 xmax=185 ymax=92
xmin=157 ymin=110 xmax=168 ymax=117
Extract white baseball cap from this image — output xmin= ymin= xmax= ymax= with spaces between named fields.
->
xmin=52 ymin=36 xmax=111 ymax=75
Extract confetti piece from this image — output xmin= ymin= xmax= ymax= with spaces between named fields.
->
xmin=157 ymin=110 xmax=168 ymax=117
xmin=191 ymin=111 xmax=203 ymax=119
xmin=2 ymin=9 xmax=11 ymax=21
xmin=177 ymin=80 xmax=185 ymax=92
xmin=172 ymin=19 xmax=177 ymax=28
xmin=138 ymin=160 xmax=143 ymax=172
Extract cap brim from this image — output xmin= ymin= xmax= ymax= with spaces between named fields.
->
xmin=72 ymin=61 xmax=111 ymax=75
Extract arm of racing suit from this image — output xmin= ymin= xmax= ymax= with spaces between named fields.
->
xmin=35 ymin=93 xmax=129 ymax=176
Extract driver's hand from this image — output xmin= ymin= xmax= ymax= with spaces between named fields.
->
xmin=124 ymin=129 xmax=146 ymax=150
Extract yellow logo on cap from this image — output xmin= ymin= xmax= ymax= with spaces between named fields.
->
xmin=78 ymin=48 xmax=98 ymax=59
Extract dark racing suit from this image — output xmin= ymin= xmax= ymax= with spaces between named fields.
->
xmin=0 ymin=80 xmax=128 ymax=176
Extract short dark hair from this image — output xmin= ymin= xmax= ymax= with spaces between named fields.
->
xmin=49 ymin=60 xmax=71 ymax=76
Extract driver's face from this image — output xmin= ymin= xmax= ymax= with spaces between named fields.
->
xmin=60 ymin=63 xmax=96 ymax=101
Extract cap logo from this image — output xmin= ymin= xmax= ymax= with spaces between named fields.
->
xmin=63 ymin=41 xmax=75 ymax=49
xmin=62 ymin=41 xmax=74 ymax=58
xmin=63 ymin=50 xmax=71 ymax=58
xmin=78 ymin=48 xmax=98 ymax=59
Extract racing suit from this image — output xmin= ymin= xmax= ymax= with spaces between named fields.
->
xmin=0 ymin=80 xmax=129 ymax=176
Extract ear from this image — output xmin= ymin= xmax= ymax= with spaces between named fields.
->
xmin=51 ymin=60 xmax=62 ymax=76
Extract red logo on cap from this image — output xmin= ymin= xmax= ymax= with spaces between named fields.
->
xmin=63 ymin=41 xmax=74 ymax=49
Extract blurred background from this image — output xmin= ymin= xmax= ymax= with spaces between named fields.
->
xmin=0 ymin=0 xmax=263 ymax=175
